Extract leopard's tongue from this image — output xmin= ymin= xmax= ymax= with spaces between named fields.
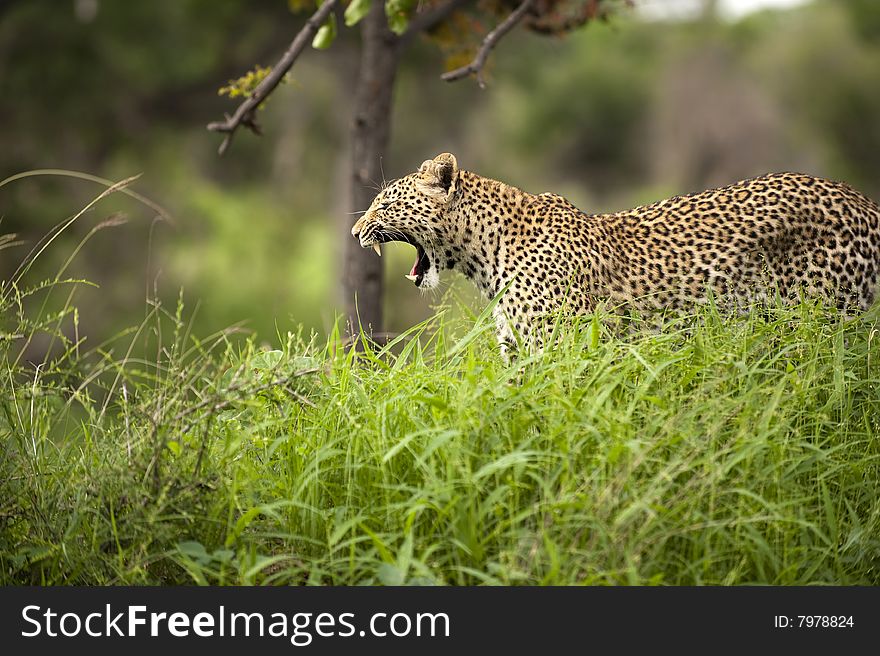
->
xmin=406 ymin=245 xmax=430 ymax=285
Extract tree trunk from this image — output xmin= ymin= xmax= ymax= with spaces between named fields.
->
xmin=343 ymin=2 xmax=400 ymax=338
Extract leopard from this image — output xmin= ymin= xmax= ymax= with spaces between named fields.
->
xmin=351 ymin=152 xmax=880 ymax=351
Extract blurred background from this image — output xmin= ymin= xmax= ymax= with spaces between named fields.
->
xmin=2 ymin=0 xmax=879 ymax=348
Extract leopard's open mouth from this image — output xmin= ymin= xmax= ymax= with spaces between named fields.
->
xmin=370 ymin=230 xmax=431 ymax=287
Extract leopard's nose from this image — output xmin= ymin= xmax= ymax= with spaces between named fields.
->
xmin=351 ymin=216 xmax=365 ymax=237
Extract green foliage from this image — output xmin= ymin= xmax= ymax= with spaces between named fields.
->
xmin=492 ymin=21 xmax=652 ymax=187
xmin=312 ymin=12 xmax=338 ymax=50
xmin=839 ymin=0 xmax=880 ymax=43
xmin=218 ymin=65 xmax=273 ymax=99
xmin=345 ymin=0 xmax=373 ymax=27
xmin=3 ymin=210 xmax=880 ymax=584
xmin=161 ymin=171 xmax=335 ymax=338
xmin=385 ymin=0 xmax=418 ymax=35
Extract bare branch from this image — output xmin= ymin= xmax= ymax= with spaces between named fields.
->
xmin=440 ymin=0 xmax=534 ymax=89
xmin=207 ymin=0 xmax=340 ymax=156
xmin=401 ymin=0 xmax=471 ymax=46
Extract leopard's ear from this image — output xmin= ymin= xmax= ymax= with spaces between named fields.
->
xmin=431 ymin=153 xmax=458 ymax=192
xmin=419 ymin=152 xmax=458 ymax=195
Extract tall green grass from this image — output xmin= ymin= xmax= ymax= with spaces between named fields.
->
xmin=2 ymin=179 xmax=879 ymax=585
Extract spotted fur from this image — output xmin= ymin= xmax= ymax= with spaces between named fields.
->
xmin=351 ymin=153 xmax=880 ymax=349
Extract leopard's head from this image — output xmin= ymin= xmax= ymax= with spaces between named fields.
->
xmin=351 ymin=152 xmax=459 ymax=289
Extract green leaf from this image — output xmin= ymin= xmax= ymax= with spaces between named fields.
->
xmin=360 ymin=523 xmax=395 ymax=563
xmin=312 ymin=13 xmax=337 ymax=50
xmin=212 ymin=549 xmax=236 ymax=564
xmin=177 ymin=541 xmax=209 ymax=563
xmin=377 ymin=562 xmax=405 ymax=586
xmin=385 ymin=0 xmax=416 ymax=35
xmin=589 ymin=313 xmax=601 ymax=349
xmin=345 ymin=0 xmax=372 ymax=27
xmin=251 ymin=349 xmax=283 ymax=371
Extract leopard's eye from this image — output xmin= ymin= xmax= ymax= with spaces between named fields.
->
xmin=379 ymin=200 xmax=397 ymax=211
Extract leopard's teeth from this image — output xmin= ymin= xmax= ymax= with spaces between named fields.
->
xmin=404 ymin=274 xmax=418 ymax=283
xmin=373 ymin=243 xmax=382 ymax=257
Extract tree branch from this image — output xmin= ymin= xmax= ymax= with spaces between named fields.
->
xmin=206 ymin=0 xmax=340 ymax=156
xmin=401 ymin=0 xmax=471 ymax=46
xmin=440 ymin=0 xmax=534 ymax=89
xmin=526 ymin=0 xmax=607 ymax=35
